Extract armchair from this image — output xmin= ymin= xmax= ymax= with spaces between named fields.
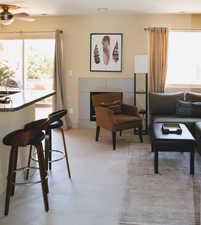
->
xmin=92 ymin=93 xmax=143 ymax=150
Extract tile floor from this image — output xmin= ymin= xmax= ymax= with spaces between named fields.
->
xmin=0 ymin=128 xmax=147 ymax=225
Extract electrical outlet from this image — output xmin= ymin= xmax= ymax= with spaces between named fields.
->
xmin=69 ymin=108 xmax=73 ymax=114
xmin=68 ymin=70 xmax=73 ymax=76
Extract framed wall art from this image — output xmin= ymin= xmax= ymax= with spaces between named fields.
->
xmin=90 ymin=33 xmax=123 ymax=72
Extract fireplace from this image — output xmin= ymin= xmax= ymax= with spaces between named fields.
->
xmin=90 ymin=92 xmax=122 ymax=121
xmin=79 ymin=77 xmax=134 ymax=128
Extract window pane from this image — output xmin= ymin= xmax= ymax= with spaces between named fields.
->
xmin=0 ymin=40 xmax=23 ymax=89
xmin=166 ymin=32 xmax=201 ymax=86
xmin=24 ymin=39 xmax=55 ymax=91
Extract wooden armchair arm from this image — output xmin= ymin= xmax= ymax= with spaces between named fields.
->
xmin=95 ymin=106 xmax=114 ymax=130
xmin=122 ymin=104 xmax=140 ymax=117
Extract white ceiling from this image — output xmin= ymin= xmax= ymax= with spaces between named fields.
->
xmin=1 ymin=0 xmax=201 ymax=15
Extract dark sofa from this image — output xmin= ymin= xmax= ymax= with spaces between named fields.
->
xmin=149 ymin=91 xmax=201 ymax=153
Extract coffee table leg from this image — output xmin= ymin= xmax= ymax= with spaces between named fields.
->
xmin=151 ymin=143 xmax=154 ymax=152
xmin=190 ymin=146 xmax=194 ymax=176
xmin=154 ymin=149 xmax=158 ymax=174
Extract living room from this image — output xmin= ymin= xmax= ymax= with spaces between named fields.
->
xmin=0 ymin=1 xmax=201 ymax=225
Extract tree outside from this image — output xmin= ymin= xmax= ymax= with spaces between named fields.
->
xmin=26 ymin=46 xmax=54 ymax=80
xmin=0 ymin=61 xmax=15 ymax=88
xmin=25 ymin=40 xmax=55 ymax=92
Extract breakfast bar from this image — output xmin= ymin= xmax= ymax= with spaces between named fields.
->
xmin=0 ymin=90 xmax=55 ymax=193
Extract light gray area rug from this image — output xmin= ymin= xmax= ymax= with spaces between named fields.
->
xmin=120 ymin=144 xmax=201 ymax=225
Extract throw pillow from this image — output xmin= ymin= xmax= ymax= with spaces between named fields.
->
xmin=176 ymin=100 xmax=192 ymax=117
xmin=192 ymin=102 xmax=201 ymax=117
xmin=100 ymin=100 xmax=122 ymax=114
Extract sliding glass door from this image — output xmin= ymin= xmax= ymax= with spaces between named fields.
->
xmin=0 ymin=38 xmax=55 ymax=117
xmin=24 ymin=39 xmax=55 ymax=107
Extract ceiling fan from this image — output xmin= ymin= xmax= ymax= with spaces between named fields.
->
xmin=0 ymin=4 xmax=35 ymax=25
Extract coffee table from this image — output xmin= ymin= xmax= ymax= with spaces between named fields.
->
xmin=151 ymin=123 xmax=196 ymax=175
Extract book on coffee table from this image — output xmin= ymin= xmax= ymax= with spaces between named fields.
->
xmin=162 ymin=123 xmax=182 ymax=134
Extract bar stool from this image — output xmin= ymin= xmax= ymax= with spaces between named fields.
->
xmin=3 ymin=123 xmax=49 ymax=216
xmin=46 ymin=109 xmax=71 ymax=178
xmin=26 ymin=110 xmax=71 ymax=179
xmin=25 ymin=118 xmax=48 ymax=180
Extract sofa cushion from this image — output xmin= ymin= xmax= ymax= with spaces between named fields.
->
xmin=176 ymin=100 xmax=192 ymax=117
xmin=195 ymin=121 xmax=201 ymax=134
xmin=195 ymin=122 xmax=201 ymax=154
xmin=186 ymin=91 xmax=201 ymax=102
xmin=149 ymin=92 xmax=184 ymax=115
xmin=192 ymin=102 xmax=201 ymax=118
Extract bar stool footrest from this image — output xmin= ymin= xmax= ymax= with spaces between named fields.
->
xmin=31 ymin=149 xmax=65 ymax=163
xmin=48 ymin=149 xmax=65 ymax=163
xmin=13 ymin=166 xmax=48 ymax=185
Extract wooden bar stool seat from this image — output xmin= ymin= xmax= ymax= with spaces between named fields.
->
xmin=3 ymin=125 xmax=49 ymax=216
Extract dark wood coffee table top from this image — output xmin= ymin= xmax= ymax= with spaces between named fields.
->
xmin=152 ymin=123 xmax=196 ymax=143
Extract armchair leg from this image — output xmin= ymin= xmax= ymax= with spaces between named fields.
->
xmin=112 ymin=132 xmax=116 ymax=150
xmin=96 ymin=126 xmax=100 ymax=141
xmin=120 ymin=131 xmax=122 ymax=136
xmin=138 ymin=127 xmax=143 ymax=143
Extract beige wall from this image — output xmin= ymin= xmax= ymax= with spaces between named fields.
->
xmin=0 ymin=14 xmax=192 ymax=126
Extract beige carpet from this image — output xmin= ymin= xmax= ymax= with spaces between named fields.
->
xmin=120 ymin=143 xmax=201 ymax=225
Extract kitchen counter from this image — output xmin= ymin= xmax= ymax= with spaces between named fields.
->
xmin=0 ymin=90 xmax=55 ymax=111
xmin=0 ymin=90 xmax=55 ymax=194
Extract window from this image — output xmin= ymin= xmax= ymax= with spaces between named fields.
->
xmin=24 ymin=39 xmax=55 ymax=91
xmin=0 ymin=39 xmax=55 ymax=92
xmin=0 ymin=40 xmax=23 ymax=88
xmin=166 ymin=31 xmax=201 ymax=87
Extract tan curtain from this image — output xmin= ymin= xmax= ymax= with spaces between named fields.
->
xmin=149 ymin=27 xmax=168 ymax=93
xmin=53 ymin=30 xmax=69 ymax=129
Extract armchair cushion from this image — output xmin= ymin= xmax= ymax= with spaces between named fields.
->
xmin=100 ymin=100 xmax=122 ymax=114
xmin=113 ymin=114 xmax=142 ymax=131
xmin=122 ymin=104 xmax=140 ymax=116
xmin=113 ymin=114 xmax=141 ymax=124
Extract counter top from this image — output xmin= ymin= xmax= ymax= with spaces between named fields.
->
xmin=0 ymin=90 xmax=55 ymax=112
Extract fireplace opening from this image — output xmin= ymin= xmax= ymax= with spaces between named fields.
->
xmin=90 ymin=92 xmax=122 ymax=121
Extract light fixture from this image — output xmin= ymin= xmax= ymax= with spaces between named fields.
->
xmin=0 ymin=8 xmax=14 ymax=25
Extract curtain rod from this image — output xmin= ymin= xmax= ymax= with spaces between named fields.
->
xmin=144 ymin=27 xmax=201 ymax=32
xmin=0 ymin=30 xmax=63 ymax=34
